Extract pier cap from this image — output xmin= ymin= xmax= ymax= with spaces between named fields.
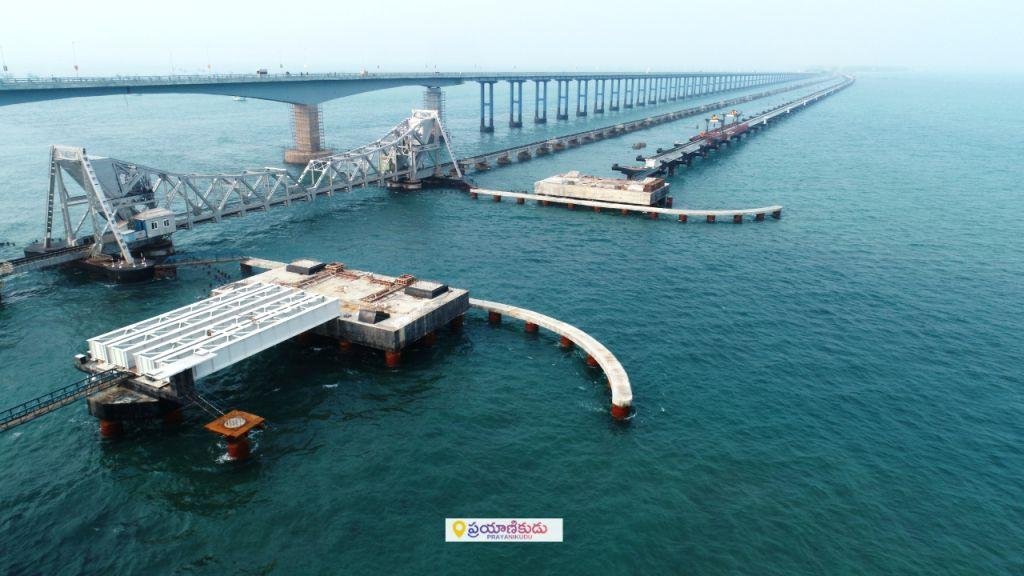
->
xmin=204 ymin=409 xmax=265 ymax=440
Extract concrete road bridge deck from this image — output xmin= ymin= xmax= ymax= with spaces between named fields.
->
xmin=0 ymin=70 xmax=817 ymax=163
xmin=450 ymin=75 xmax=835 ymax=175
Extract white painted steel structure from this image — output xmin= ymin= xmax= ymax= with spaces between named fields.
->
xmin=88 ymin=282 xmax=339 ymax=381
xmin=39 ymin=110 xmax=458 ymax=266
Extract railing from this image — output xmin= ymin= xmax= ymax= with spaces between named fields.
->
xmin=0 ymin=369 xmax=130 ymax=432
xmin=0 ymin=71 xmax=816 ymax=89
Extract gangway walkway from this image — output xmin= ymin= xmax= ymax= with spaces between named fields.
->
xmin=0 ymin=244 xmax=92 ymax=279
xmin=0 ymin=369 xmax=131 ymax=432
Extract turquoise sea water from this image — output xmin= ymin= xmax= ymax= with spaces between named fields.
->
xmin=0 ymin=74 xmax=1021 ymax=575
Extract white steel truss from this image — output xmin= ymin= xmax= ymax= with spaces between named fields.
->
xmin=42 ymin=110 xmax=460 ymax=264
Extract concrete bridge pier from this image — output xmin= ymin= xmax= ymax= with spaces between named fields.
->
xmin=636 ymin=77 xmax=647 ymax=107
xmin=609 ymin=78 xmax=621 ymax=111
xmin=284 ymin=104 xmax=332 ymax=164
xmin=556 ymin=79 xmax=570 ymax=120
xmin=508 ymin=79 xmax=523 ymax=128
xmin=534 ymin=80 xmax=548 ymax=124
xmin=594 ymin=79 xmax=605 ymax=114
xmin=658 ymin=77 xmax=668 ymax=102
xmin=576 ymin=79 xmax=588 ymax=117
xmin=479 ymin=81 xmax=496 ymax=132
xmin=624 ymin=78 xmax=634 ymax=108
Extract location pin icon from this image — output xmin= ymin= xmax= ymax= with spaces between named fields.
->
xmin=452 ymin=520 xmax=466 ymax=538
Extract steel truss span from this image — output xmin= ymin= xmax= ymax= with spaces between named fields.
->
xmin=32 ymin=110 xmax=458 ymax=267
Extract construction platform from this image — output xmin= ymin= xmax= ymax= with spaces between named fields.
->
xmin=233 ymin=258 xmax=470 ymax=353
xmin=534 ymin=172 xmax=669 ymax=206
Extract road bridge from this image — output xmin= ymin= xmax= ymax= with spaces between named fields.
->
xmin=0 ymin=70 xmax=816 ymax=163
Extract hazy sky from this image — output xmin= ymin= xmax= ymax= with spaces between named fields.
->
xmin=0 ymin=0 xmax=1020 ymax=76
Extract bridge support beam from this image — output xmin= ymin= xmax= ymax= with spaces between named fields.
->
xmin=594 ymin=79 xmax=605 ymax=114
xmin=479 ymin=81 xmax=495 ymax=132
xmin=636 ymin=77 xmax=646 ymax=107
xmin=556 ymin=80 xmax=569 ymax=120
xmin=534 ymin=80 xmax=548 ymax=124
xmin=284 ymin=104 xmax=332 ymax=164
xmin=609 ymin=78 xmax=621 ymax=111
xmin=576 ymin=79 xmax=588 ymax=117
xmin=508 ymin=80 xmax=523 ymax=128
xmin=624 ymin=78 xmax=634 ymax=108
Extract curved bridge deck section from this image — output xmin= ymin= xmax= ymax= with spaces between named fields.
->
xmin=469 ymin=188 xmax=782 ymax=223
xmin=469 ymin=298 xmax=632 ymax=420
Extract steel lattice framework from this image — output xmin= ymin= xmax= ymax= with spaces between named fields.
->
xmin=299 ymin=109 xmax=460 ymax=193
xmin=41 ymin=110 xmax=459 ymax=265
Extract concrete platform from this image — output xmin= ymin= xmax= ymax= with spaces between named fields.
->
xmin=233 ymin=261 xmax=469 ymax=351
xmin=534 ymin=172 xmax=669 ymax=206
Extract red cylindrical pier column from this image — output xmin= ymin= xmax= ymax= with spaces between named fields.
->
xmin=539 ymin=199 xmax=549 ymax=206
xmin=99 ymin=419 xmax=122 ymax=438
xmin=567 ymin=203 xmax=575 ymax=210
xmin=493 ymin=194 xmax=501 ymax=202
xmin=678 ymin=214 xmax=688 ymax=223
xmin=772 ymin=209 xmax=782 ymax=219
xmin=620 ymin=208 xmax=629 ymax=216
xmin=470 ymin=191 xmax=478 ymax=199
xmin=163 ymin=408 xmax=183 ymax=426
xmin=610 ymin=404 xmax=630 ymax=421
xmin=586 ymin=354 xmax=599 ymax=368
xmin=593 ymin=206 xmax=601 ymax=213
xmin=422 ymin=331 xmax=437 ymax=347
xmin=449 ymin=314 xmax=465 ymax=331
xmin=338 ymin=339 xmax=353 ymax=352
xmin=649 ymin=211 xmax=658 ymax=220
xmin=733 ymin=214 xmax=743 ymax=224
xmin=516 ymin=197 xmax=525 ymax=205
xmin=665 ymin=197 xmax=674 ymax=207
xmin=559 ymin=335 xmax=574 ymax=349
xmin=524 ymin=321 xmax=539 ymax=333
xmin=385 ymin=350 xmax=402 ymax=368
xmin=755 ymin=212 xmax=765 ymax=221
xmin=227 ymin=436 xmax=251 ymax=460
xmin=706 ymin=214 xmax=716 ymax=223
xmin=488 ymin=311 xmax=502 ymax=325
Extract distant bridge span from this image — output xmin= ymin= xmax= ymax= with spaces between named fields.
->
xmin=0 ymin=70 xmax=818 ymax=163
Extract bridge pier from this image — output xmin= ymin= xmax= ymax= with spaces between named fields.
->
xmin=636 ymin=77 xmax=646 ymax=107
xmin=594 ymin=79 xmax=605 ymax=114
xmin=556 ymin=79 xmax=569 ymax=120
xmin=647 ymin=77 xmax=657 ymax=105
xmin=479 ymin=81 xmax=495 ymax=132
xmin=284 ymin=104 xmax=332 ymax=164
xmin=534 ymin=80 xmax=548 ymax=124
xmin=624 ymin=78 xmax=634 ymax=108
xmin=508 ymin=79 xmax=523 ymax=128
xmin=576 ymin=79 xmax=588 ymax=117
xmin=658 ymin=77 xmax=668 ymax=103
xmin=610 ymin=78 xmax=621 ymax=111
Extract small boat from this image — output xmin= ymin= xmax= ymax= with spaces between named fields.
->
xmin=631 ymin=142 xmax=646 ymax=150
xmin=233 ymin=96 xmax=247 ymax=102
